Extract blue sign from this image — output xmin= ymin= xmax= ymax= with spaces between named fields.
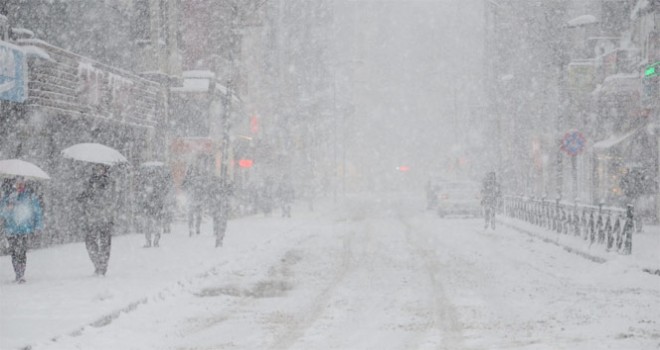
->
xmin=0 ymin=41 xmax=27 ymax=102
xmin=561 ymin=131 xmax=586 ymax=157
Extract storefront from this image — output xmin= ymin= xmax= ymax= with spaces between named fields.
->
xmin=3 ymin=37 xmax=167 ymax=245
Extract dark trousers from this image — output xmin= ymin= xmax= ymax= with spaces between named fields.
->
xmin=85 ymin=223 xmax=112 ymax=275
xmin=8 ymin=235 xmax=28 ymax=280
xmin=212 ymin=208 xmax=227 ymax=247
xmin=188 ymin=204 xmax=202 ymax=236
xmin=144 ymin=215 xmax=161 ymax=247
xmin=281 ymin=203 xmax=292 ymax=218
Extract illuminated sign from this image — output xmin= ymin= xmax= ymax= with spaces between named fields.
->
xmin=238 ymin=159 xmax=253 ymax=168
xmin=644 ymin=62 xmax=659 ymax=78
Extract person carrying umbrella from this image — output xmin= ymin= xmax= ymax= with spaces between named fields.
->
xmin=77 ymin=164 xmax=116 ymax=276
xmin=0 ymin=177 xmax=44 ymax=283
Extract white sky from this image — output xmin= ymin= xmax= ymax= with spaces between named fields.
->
xmin=334 ymin=0 xmax=484 ymax=186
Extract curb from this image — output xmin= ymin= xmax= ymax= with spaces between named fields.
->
xmin=498 ymin=218 xmax=660 ymax=278
xmin=497 ymin=219 xmax=607 ymax=264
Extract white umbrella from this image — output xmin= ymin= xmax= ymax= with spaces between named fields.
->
xmin=61 ymin=143 xmax=128 ymax=166
xmin=0 ymin=159 xmax=51 ymax=180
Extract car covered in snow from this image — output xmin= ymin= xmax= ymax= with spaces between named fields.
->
xmin=435 ymin=180 xmax=481 ymax=217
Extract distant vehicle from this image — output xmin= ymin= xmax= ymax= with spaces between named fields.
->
xmin=425 ymin=177 xmax=446 ymax=210
xmin=435 ymin=180 xmax=481 ymax=217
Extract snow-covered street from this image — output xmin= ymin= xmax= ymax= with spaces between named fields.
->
xmin=3 ymin=195 xmax=658 ymax=350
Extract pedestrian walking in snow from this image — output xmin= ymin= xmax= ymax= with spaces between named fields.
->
xmin=161 ymin=171 xmax=175 ymax=235
xmin=77 ymin=164 xmax=116 ymax=276
xmin=0 ymin=177 xmax=44 ymax=283
xmin=138 ymin=170 xmax=166 ymax=248
xmin=277 ymin=179 xmax=295 ymax=218
xmin=260 ymin=178 xmax=274 ymax=217
xmin=183 ymin=166 xmax=205 ymax=236
xmin=481 ymin=171 xmax=501 ymax=230
xmin=211 ymin=179 xmax=233 ymax=247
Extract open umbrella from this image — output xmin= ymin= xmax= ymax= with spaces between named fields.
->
xmin=61 ymin=143 xmax=128 ymax=166
xmin=0 ymin=159 xmax=50 ymax=180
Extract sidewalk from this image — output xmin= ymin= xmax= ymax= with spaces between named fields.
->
xmin=0 ymin=210 xmax=314 ymax=350
xmin=498 ymin=216 xmax=660 ymax=274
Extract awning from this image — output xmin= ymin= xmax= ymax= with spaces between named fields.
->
xmin=593 ymin=127 xmax=642 ymax=151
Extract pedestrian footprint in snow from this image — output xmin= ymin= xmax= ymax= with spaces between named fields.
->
xmin=77 ymin=164 xmax=117 ymax=276
xmin=0 ymin=177 xmax=44 ymax=283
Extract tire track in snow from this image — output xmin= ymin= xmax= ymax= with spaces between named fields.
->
xmin=399 ymin=213 xmax=467 ymax=350
xmin=268 ymin=223 xmax=359 ymax=349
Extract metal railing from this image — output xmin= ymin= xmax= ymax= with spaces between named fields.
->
xmin=502 ymin=196 xmax=634 ymax=255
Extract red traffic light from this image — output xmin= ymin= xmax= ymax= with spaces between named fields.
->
xmin=396 ymin=166 xmax=410 ymax=172
xmin=238 ymin=159 xmax=253 ymax=168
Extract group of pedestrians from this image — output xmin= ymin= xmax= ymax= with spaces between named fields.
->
xmin=1 ymin=160 xmax=298 ymax=284
xmin=181 ymin=165 xmax=234 ymax=247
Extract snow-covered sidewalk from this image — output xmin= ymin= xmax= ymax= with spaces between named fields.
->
xmin=0 ymin=206 xmax=322 ymax=350
xmin=498 ymin=216 xmax=660 ymax=274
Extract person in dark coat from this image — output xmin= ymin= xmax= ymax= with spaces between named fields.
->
xmin=161 ymin=171 xmax=175 ymax=235
xmin=0 ymin=177 xmax=44 ymax=283
xmin=182 ymin=166 xmax=205 ymax=236
xmin=210 ymin=179 xmax=233 ymax=247
xmin=481 ymin=171 xmax=501 ymax=230
xmin=77 ymin=164 xmax=116 ymax=276
xmin=139 ymin=170 xmax=166 ymax=248
xmin=260 ymin=178 xmax=274 ymax=217
xmin=277 ymin=179 xmax=295 ymax=218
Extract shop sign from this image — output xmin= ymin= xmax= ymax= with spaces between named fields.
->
xmin=0 ymin=40 xmax=27 ymax=102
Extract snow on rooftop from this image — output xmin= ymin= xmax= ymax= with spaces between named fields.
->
xmin=171 ymin=78 xmax=211 ymax=93
xmin=16 ymin=38 xmax=50 ymax=46
xmin=11 ymin=27 xmax=34 ymax=38
xmin=21 ymin=45 xmax=54 ymax=62
xmin=182 ymin=70 xmax=216 ymax=79
xmin=568 ymin=59 xmax=595 ymax=67
xmin=567 ymin=15 xmax=598 ymax=27
xmin=603 ymin=73 xmax=640 ymax=83
xmin=593 ymin=127 xmax=642 ymax=150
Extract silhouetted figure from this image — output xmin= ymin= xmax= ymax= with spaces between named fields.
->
xmin=481 ymin=172 xmax=501 ymax=230
xmin=77 ymin=164 xmax=116 ymax=276
xmin=182 ymin=166 xmax=205 ymax=236
xmin=211 ymin=179 xmax=233 ymax=247
xmin=277 ymin=180 xmax=295 ymax=218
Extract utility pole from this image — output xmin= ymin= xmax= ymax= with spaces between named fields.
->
xmin=216 ymin=3 xmax=239 ymax=248
xmin=215 ymin=0 xmax=269 ymax=247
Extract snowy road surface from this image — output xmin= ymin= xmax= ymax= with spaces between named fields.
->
xmin=3 ymin=194 xmax=660 ymax=349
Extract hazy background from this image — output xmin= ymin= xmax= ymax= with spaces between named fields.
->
xmin=333 ymin=0 xmax=485 ymax=190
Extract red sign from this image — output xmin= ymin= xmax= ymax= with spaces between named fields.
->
xmin=237 ymin=159 xmax=253 ymax=168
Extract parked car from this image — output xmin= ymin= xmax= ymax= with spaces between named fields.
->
xmin=435 ymin=180 xmax=481 ymax=217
